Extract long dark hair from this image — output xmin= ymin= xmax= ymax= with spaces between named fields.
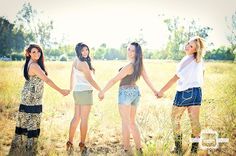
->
xmin=23 ymin=44 xmax=47 ymax=80
xmin=75 ymin=42 xmax=94 ymax=71
xmin=130 ymin=42 xmax=143 ymax=82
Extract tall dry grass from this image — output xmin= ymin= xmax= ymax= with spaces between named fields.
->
xmin=0 ymin=60 xmax=235 ymax=155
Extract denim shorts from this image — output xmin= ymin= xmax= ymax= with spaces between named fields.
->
xmin=173 ymin=87 xmax=202 ymax=107
xmin=118 ymin=86 xmax=141 ymax=106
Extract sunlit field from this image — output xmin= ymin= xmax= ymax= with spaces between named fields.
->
xmin=0 ymin=60 xmax=235 ymax=156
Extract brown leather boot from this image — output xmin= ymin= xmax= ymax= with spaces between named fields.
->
xmin=170 ymin=134 xmax=183 ymax=156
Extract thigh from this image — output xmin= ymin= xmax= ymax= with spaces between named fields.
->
xmin=80 ymin=105 xmax=92 ymax=120
xmin=171 ymin=106 xmax=187 ymax=120
xmin=74 ymin=104 xmax=81 ymax=117
xmin=187 ymin=106 xmax=200 ymax=120
xmin=119 ymin=105 xmax=131 ymax=122
xmin=130 ymin=106 xmax=137 ymax=123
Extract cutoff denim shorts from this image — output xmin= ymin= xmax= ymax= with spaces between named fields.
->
xmin=173 ymin=87 xmax=202 ymax=107
xmin=118 ymin=86 xmax=141 ymax=106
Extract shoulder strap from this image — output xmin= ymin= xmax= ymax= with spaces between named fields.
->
xmin=27 ymin=62 xmax=34 ymax=72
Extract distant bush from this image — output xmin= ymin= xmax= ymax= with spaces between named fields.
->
xmin=11 ymin=53 xmax=24 ymax=61
xmin=205 ymin=46 xmax=235 ymax=60
xmin=59 ymin=54 xmax=68 ymax=61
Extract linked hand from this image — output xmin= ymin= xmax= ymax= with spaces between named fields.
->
xmin=98 ymin=91 xmax=104 ymax=101
xmin=156 ymin=91 xmax=164 ymax=98
xmin=61 ymin=89 xmax=70 ymax=96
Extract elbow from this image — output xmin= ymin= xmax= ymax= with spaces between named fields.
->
xmin=87 ymin=77 xmax=95 ymax=84
xmin=44 ymin=78 xmax=51 ymax=84
xmin=173 ymin=75 xmax=179 ymax=80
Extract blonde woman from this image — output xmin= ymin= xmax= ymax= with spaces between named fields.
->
xmin=157 ymin=36 xmax=206 ymax=155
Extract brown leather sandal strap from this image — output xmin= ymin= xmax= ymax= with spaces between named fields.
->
xmin=67 ymin=141 xmax=73 ymax=146
xmin=79 ymin=142 xmax=85 ymax=147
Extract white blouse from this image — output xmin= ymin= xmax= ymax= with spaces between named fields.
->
xmin=176 ymin=54 xmax=204 ymax=91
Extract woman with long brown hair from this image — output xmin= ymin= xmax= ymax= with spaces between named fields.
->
xmin=9 ymin=44 xmax=69 ymax=155
xmin=98 ymin=42 xmax=157 ymax=155
xmin=66 ymin=43 xmax=101 ymax=155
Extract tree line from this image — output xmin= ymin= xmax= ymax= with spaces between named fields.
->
xmin=0 ymin=3 xmax=235 ymax=61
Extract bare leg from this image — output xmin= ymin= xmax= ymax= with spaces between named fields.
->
xmin=130 ymin=105 xmax=141 ymax=149
xmin=187 ymin=105 xmax=201 ymax=153
xmin=171 ymin=106 xmax=186 ymax=154
xmin=171 ymin=106 xmax=186 ymax=135
xmin=80 ymin=105 xmax=91 ymax=144
xmin=69 ymin=105 xmax=81 ymax=143
xmin=119 ymin=105 xmax=131 ymax=150
xmin=187 ymin=106 xmax=201 ymax=137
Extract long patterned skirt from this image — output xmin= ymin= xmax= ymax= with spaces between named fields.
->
xmin=8 ymin=104 xmax=42 ymax=156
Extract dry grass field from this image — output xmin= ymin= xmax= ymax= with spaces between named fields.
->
xmin=0 ymin=60 xmax=235 ymax=155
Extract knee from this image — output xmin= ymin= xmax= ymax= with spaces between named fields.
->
xmin=121 ymin=120 xmax=130 ymax=128
xmin=73 ymin=115 xmax=80 ymax=123
xmin=171 ymin=115 xmax=180 ymax=124
xmin=192 ymin=121 xmax=201 ymax=130
xmin=130 ymin=122 xmax=136 ymax=130
xmin=80 ymin=117 xmax=88 ymax=125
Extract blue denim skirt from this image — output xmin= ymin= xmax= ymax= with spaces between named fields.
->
xmin=173 ymin=87 xmax=202 ymax=107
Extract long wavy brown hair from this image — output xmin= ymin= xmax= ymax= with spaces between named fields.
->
xmin=130 ymin=42 xmax=143 ymax=82
xmin=23 ymin=44 xmax=47 ymax=80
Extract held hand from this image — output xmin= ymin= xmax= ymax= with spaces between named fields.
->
xmin=98 ymin=91 xmax=104 ymax=101
xmin=156 ymin=90 xmax=164 ymax=98
xmin=153 ymin=89 xmax=158 ymax=97
xmin=61 ymin=89 xmax=70 ymax=96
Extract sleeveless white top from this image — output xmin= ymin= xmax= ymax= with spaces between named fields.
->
xmin=73 ymin=59 xmax=93 ymax=92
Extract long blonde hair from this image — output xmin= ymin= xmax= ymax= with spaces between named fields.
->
xmin=191 ymin=36 xmax=206 ymax=63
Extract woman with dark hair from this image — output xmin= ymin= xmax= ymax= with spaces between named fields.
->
xmin=9 ymin=44 xmax=70 ymax=155
xmin=98 ymin=42 xmax=157 ymax=154
xmin=66 ymin=43 xmax=101 ymax=154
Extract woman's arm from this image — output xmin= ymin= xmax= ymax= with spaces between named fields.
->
xmin=30 ymin=63 xmax=69 ymax=96
xmin=141 ymin=66 xmax=158 ymax=94
xmin=158 ymin=74 xmax=179 ymax=97
xmin=101 ymin=64 xmax=131 ymax=94
xmin=80 ymin=62 xmax=101 ymax=92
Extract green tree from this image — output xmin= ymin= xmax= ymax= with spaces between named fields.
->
xmin=119 ymin=43 xmax=128 ymax=60
xmin=0 ymin=17 xmax=25 ymax=56
xmin=163 ymin=17 xmax=212 ymax=60
xmin=15 ymin=2 xmax=54 ymax=49
xmin=94 ymin=43 xmax=108 ymax=59
xmin=104 ymin=48 xmax=126 ymax=60
xmin=225 ymin=11 xmax=236 ymax=60
xmin=205 ymin=46 xmax=235 ymax=60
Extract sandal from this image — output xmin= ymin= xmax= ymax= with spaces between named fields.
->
xmin=136 ymin=148 xmax=143 ymax=155
xmin=66 ymin=141 xmax=74 ymax=151
xmin=79 ymin=142 xmax=88 ymax=155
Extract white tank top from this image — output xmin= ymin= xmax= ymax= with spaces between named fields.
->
xmin=73 ymin=59 xmax=93 ymax=91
